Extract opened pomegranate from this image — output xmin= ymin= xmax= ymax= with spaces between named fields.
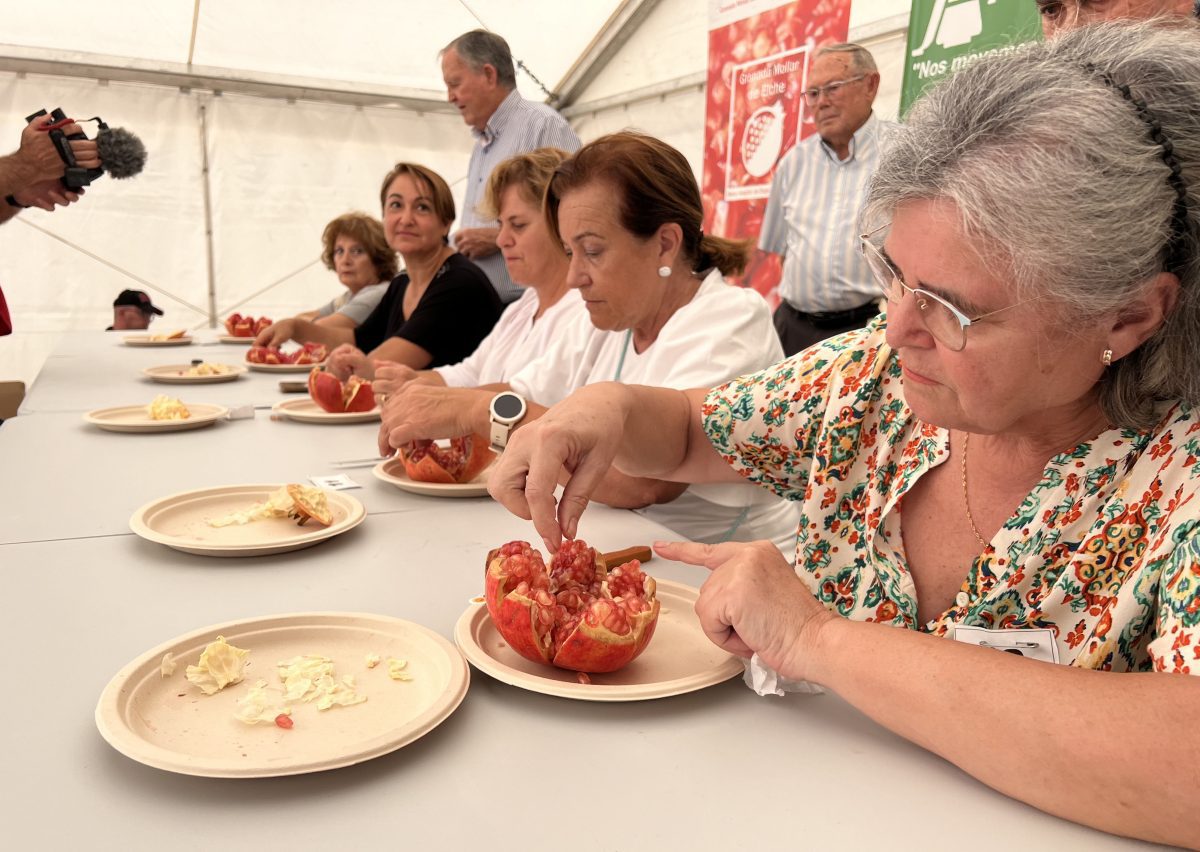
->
xmin=308 ymin=368 xmax=375 ymax=413
xmin=485 ymin=539 xmax=659 ymax=673
xmin=400 ymin=435 xmax=493 ymax=483
xmin=246 ymin=342 xmax=327 ymax=365
xmin=293 ymin=342 xmax=327 ymax=364
xmin=224 ymin=313 xmax=272 ymax=337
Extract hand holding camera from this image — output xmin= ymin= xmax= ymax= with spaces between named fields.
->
xmin=17 ymin=112 xmax=99 ymax=184
xmin=24 ymin=107 xmax=146 ymax=190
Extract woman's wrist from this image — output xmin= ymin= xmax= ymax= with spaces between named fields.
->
xmin=794 ymin=610 xmax=853 ymax=687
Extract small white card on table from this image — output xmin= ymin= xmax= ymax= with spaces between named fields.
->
xmin=309 ymin=474 xmax=360 ymax=491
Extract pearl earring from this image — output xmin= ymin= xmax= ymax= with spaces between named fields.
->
xmin=1102 ymin=348 xmax=1113 ymax=366
xmin=657 ymin=266 xmax=671 ymax=278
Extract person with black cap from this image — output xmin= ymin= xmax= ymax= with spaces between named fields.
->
xmin=107 ymin=289 xmax=162 ymax=330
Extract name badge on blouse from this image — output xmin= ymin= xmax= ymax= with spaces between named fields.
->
xmin=952 ymin=626 xmax=1060 ymax=664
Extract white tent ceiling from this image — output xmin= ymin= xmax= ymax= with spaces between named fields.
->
xmin=0 ymin=0 xmax=911 ymax=389
xmin=0 ymin=1 xmax=630 ymax=108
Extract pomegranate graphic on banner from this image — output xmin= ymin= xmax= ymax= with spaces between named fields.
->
xmin=703 ymin=0 xmax=850 ymax=303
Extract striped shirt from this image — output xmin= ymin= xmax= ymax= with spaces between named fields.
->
xmin=461 ymin=90 xmax=580 ymax=303
xmin=758 ymin=113 xmax=896 ymax=313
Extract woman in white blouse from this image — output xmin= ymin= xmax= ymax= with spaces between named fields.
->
xmin=370 ymin=147 xmax=584 ymax=395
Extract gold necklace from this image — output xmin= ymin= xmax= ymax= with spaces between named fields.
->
xmin=960 ymin=432 xmax=989 ymax=548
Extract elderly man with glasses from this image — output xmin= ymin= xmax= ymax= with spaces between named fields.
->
xmin=750 ymin=42 xmax=896 ymax=357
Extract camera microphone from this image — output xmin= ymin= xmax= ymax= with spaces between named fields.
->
xmin=27 ymin=108 xmax=148 ymax=188
xmin=95 ymin=126 xmax=147 ymax=179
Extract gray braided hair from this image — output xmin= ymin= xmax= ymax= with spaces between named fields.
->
xmin=864 ymin=18 xmax=1200 ymax=429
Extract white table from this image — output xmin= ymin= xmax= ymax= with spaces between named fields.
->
xmin=0 ymin=410 xmax=428 ymax=544
xmin=21 ymin=331 xmax=291 ymax=414
xmin=0 ymin=332 xmax=1156 ymax=850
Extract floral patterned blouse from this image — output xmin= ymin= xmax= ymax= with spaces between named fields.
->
xmin=702 ymin=316 xmax=1200 ymax=674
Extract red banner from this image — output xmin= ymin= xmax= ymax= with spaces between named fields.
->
xmin=702 ymin=0 xmax=851 ymax=303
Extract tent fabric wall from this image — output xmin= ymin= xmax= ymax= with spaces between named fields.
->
xmin=0 ymin=0 xmax=912 ymax=389
xmin=0 ymin=75 xmax=473 ymax=386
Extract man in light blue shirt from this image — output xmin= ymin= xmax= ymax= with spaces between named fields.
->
xmin=441 ymin=30 xmax=580 ymax=304
xmin=754 ymin=43 xmax=895 ymax=356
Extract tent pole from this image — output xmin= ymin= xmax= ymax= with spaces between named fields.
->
xmin=198 ymin=96 xmax=218 ymax=328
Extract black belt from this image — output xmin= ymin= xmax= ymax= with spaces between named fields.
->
xmin=786 ymin=300 xmax=880 ymax=329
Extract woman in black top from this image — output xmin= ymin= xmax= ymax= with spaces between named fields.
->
xmin=255 ymin=162 xmax=501 ymax=374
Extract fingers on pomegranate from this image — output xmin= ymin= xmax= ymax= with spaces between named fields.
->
xmin=401 ymin=435 xmax=494 ymax=484
xmin=485 ymin=539 xmax=660 ymax=674
xmin=308 ymin=368 xmax=375 ymax=413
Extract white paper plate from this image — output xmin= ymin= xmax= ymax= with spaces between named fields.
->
xmin=123 ymin=334 xmax=193 ymax=347
xmin=246 ymin=360 xmax=324 ymax=373
xmin=372 ymin=457 xmax=492 ymax=498
xmin=454 ymin=580 xmax=742 ymax=701
xmin=84 ymin=403 xmax=229 ymax=433
xmin=273 ymin=398 xmax=380 ymax=424
xmin=129 ymin=483 xmax=366 ymax=556
xmin=143 ymin=363 xmax=246 ymax=384
xmin=219 ymin=335 xmax=255 ymax=344
xmin=96 ymin=612 xmax=470 ymax=778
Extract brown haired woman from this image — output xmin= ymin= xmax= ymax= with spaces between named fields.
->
xmin=371 ymin=147 xmax=585 ymax=396
xmin=256 ymin=163 xmax=502 ymax=373
xmin=293 ymin=212 xmax=397 ymax=328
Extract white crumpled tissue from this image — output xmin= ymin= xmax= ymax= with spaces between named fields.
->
xmin=744 ymin=653 xmax=824 ymax=696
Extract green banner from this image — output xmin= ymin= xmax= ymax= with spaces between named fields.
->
xmin=901 ymin=0 xmax=1043 ymax=114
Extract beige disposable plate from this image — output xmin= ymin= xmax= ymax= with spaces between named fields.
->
xmin=143 ymin=363 xmax=247 ymax=384
xmin=272 ymin=398 xmax=381 ymax=424
xmin=123 ymin=334 xmax=194 ymax=347
xmin=95 ymin=612 xmax=470 ymax=778
xmin=129 ymin=483 xmax=366 ymax=556
xmin=372 ymin=457 xmax=492 ymax=498
xmin=245 ymin=360 xmax=324 ymax=373
xmin=84 ymin=403 xmax=229 ymax=433
xmin=219 ymin=335 xmax=255 ymax=344
xmin=454 ymin=580 xmax=742 ymax=701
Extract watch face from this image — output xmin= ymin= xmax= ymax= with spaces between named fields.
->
xmin=493 ymin=393 xmax=524 ymax=420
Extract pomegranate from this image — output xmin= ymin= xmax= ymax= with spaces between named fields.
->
xmin=292 ymin=342 xmax=327 ymax=364
xmin=485 ymin=539 xmax=659 ymax=674
xmin=224 ymin=313 xmax=273 ymax=338
xmin=400 ymin=435 xmax=493 ymax=484
xmin=246 ymin=342 xmax=327 ymax=365
xmin=308 ymin=368 xmax=375 ymax=413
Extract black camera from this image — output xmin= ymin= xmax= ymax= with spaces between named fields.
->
xmin=27 ymin=107 xmax=108 ymax=189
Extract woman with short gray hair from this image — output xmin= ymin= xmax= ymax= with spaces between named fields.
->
xmin=484 ymin=19 xmax=1200 ymax=846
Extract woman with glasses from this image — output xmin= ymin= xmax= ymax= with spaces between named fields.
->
xmin=487 ymin=20 xmax=1200 ymax=847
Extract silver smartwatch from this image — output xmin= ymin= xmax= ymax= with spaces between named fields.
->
xmin=488 ymin=391 xmax=527 ymax=453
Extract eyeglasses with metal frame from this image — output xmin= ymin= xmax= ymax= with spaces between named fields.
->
xmin=802 ymin=74 xmax=867 ymax=104
xmin=859 ymin=225 xmax=1030 ymax=351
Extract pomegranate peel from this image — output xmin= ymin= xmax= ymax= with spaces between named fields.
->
xmin=401 ymin=435 xmax=494 ymax=484
xmin=308 ymin=368 xmax=375 ymax=413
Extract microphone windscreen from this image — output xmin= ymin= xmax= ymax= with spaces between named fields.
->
xmin=96 ymin=127 xmax=147 ymax=179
